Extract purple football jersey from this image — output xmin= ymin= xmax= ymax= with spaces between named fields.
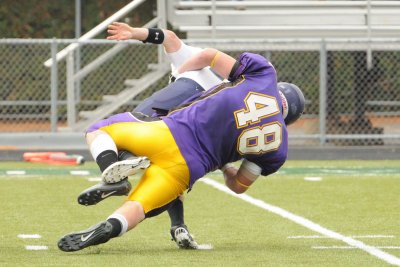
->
xmin=163 ymin=52 xmax=288 ymax=187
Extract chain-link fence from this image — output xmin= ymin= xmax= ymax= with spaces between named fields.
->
xmin=1 ymin=39 xmax=399 ymax=146
xmin=0 ymin=39 xmax=169 ymax=133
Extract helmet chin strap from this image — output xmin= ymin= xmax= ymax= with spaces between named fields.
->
xmin=278 ymin=90 xmax=289 ymax=119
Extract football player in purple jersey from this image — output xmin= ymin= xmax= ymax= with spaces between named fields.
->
xmin=58 ymin=42 xmax=305 ymax=252
xmin=77 ymin=23 xmax=224 ymax=249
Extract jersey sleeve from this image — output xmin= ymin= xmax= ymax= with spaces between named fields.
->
xmin=228 ymin=52 xmax=274 ymax=81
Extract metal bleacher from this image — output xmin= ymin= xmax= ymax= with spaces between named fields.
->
xmin=168 ymin=0 xmax=400 ymax=39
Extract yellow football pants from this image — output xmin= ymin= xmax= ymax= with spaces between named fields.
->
xmin=99 ymin=120 xmax=190 ymax=214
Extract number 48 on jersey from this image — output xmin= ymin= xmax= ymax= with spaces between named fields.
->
xmin=234 ymin=92 xmax=283 ymax=155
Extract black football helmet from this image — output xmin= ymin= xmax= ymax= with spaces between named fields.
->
xmin=277 ymin=82 xmax=305 ymax=125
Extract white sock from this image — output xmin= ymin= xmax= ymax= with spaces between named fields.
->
xmin=90 ymin=134 xmax=118 ymax=160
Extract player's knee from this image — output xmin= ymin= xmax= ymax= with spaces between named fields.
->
xmin=85 ymin=130 xmax=106 ymax=145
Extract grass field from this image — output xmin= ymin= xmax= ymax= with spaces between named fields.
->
xmin=0 ymin=160 xmax=399 ymax=267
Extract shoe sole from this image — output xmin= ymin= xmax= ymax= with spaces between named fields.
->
xmin=58 ymin=221 xmax=112 ymax=252
xmin=77 ymin=179 xmax=132 ymax=206
xmin=102 ymin=157 xmax=150 ymax=184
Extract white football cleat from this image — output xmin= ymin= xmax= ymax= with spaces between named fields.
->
xmin=170 ymin=225 xmax=198 ymax=249
xmin=102 ymin=157 xmax=150 ymax=184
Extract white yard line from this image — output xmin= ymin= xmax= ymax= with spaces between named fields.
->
xmin=304 ymin=177 xmax=322 ymax=181
xmin=201 ymin=177 xmax=400 ymax=266
xmin=197 ymin=244 xmax=214 ymax=250
xmin=6 ymin=170 xmax=26 ymax=175
xmin=25 ymin=245 xmax=48 ymax=251
xmin=289 ymin=235 xmax=395 ymax=239
xmin=313 ymin=246 xmax=400 ymax=250
xmin=18 ymin=234 xmax=42 ymax=239
xmin=70 ymin=170 xmax=90 ymax=176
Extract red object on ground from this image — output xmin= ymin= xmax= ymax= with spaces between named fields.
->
xmin=23 ymin=152 xmax=85 ymax=165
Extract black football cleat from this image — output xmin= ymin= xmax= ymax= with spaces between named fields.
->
xmin=77 ymin=179 xmax=132 ymax=206
xmin=58 ymin=221 xmax=112 ymax=252
xmin=170 ymin=224 xmax=198 ymax=249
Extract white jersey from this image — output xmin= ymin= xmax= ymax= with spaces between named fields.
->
xmin=166 ymin=42 xmax=223 ymax=91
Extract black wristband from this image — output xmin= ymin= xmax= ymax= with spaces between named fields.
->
xmin=142 ymin=28 xmax=165 ymax=44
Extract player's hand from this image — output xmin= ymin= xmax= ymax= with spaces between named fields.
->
xmin=107 ymin=22 xmax=134 ymax=40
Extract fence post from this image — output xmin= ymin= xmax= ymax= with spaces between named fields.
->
xmin=50 ymin=38 xmax=59 ymax=132
xmin=366 ymin=0 xmax=373 ymax=70
xmin=157 ymin=0 xmax=167 ymax=64
xmin=66 ymin=50 xmax=76 ymax=128
xmin=75 ymin=0 xmax=82 ymax=101
xmin=319 ymin=41 xmax=327 ymax=145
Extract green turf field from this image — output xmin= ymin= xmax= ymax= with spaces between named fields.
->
xmin=0 ymin=160 xmax=399 ymax=267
